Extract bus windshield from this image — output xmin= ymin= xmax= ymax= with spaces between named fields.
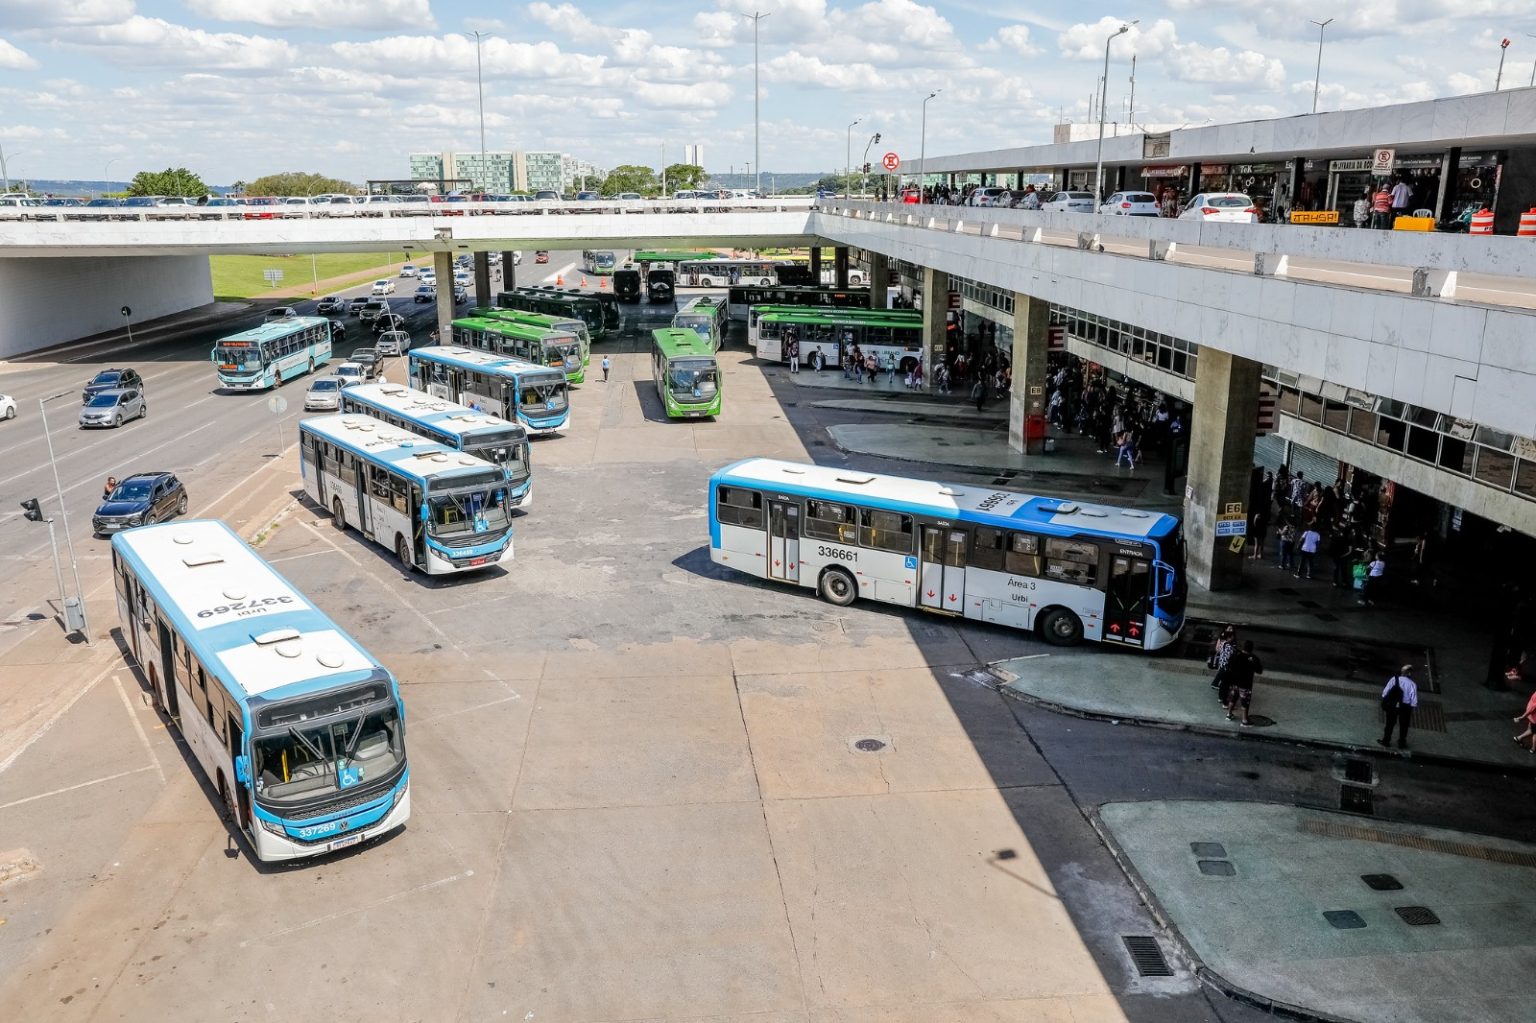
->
xmin=464 ymin=429 xmax=529 ymax=481
xmin=253 ymin=704 xmax=403 ymax=804
xmin=520 ymin=377 xmax=568 ymax=413
xmin=426 ymin=486 xmax=514 ymax=538
xmin=548 ymin=337 xmax=581 ymax=368
xmin=675 ymin=315 xmax=711 ymax=339
xmin=215 ymin=345 xmax=263 ymax=370
xmin=669 ymin=358 xmax=718 ymax=401
xmin=593 ymin=251 xmax=615 ymax=269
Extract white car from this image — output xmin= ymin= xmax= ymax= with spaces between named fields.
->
xmin=0 ymin=392 xmax=15 ymax=421
xmin=419 ymin=272 xmax=436 ymax=287
xmin=1100 ymin=191 xmax=1161 ymax=217
xmin=376 ymin=330 xmax=410 ymax=356
xmin=1179 ymin=192 xmax=1258 ymax=223
xmin=1041 ymin=191 xmax=1096 ymax=214
xmin=399 ymin=264 xmax=417 ymax=278
xmin=304 ymin=375 xmax=343 ymax=411
xmin=969 ymin=186 xmax=1011 ymax=207
xmin=334 ymin=363 xmax=367 ymax=387
xmin=371 ymin=279 xmax=396 ymax=295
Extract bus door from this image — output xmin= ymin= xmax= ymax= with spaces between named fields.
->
xmin=227 ymin=712 xmax=252 ymax=828
xmin=155 ymin=615 xmax=179 ymax=719
xmin=919 ymin=526 xmax=967 ymax=612
xmin=767 ymin=501 xmax=800 ymax=583
xmin=1104 ymin=555 xmax=1150 ymax=645
xmin=354 ymin=467 xmax=373 ymax=537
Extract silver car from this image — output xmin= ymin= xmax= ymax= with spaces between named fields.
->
xmin=78 ymin=387 xmax=146 ymax=428
xmin=1042 ymin=191 xmax=1097 ymax=213
xmin=304 ymin=375 xmax=343 ymax=411
xmin=376 ymin=330 xmax=410 ymax=356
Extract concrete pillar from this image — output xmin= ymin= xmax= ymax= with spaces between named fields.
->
xmin=433 ymin=250 xmax=455 ymax=343
xmin=809 ymin=246 xmax=823 ymax=285
xmin=833 ymin=246 xmax=849 ymax=289
xmin=473 ymin=251 xmax=491 ymax=310
xmin=1184 ymin=350 xmax=1262 ymax=591
xmin=920 ymin=266 xmax=949 ymax=389
xmin=1434 ymin=147 xmax=1460 ymax=222
xmin=1007 ymin=294 xmax=1050 ymax=455
xmin=1187 ymin=163 xmax=1202 ymax=199
xmin=501 ymin=250 xmax=517 ymax=292
xmin=868 ymin=252 xmax=890 ymax=308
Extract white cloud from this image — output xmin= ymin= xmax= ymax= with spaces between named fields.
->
xmin=59 ymin=16 xmax=296 ymax=71
xmin=183 ymin=0 xmax=435 ymax=30
xmin=1058 ymin=17 xmax=1178 ymax=61
xmin=762 ymin=51 xmax=882 ymax=90
xmin=1166 ymin=42 xmax=1285 ymax=91
xmin=527 ymin=2 xmax=619 ymax=44
xmin=0 ymin=0 xmax=134 ymax=28
xmin=329 ymin=34 xmax=605 ymax=81
xmin=0 ymin=37 xmax=38 ymax=70
xmin=980 ymin=24 xmax=1042 ymax=56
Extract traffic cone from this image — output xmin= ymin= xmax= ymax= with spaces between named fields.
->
xmin=580 ymin=275 xmax=588 ymax=288
xmin=556 ymin=273 xmax=565 ymax=285
xmin=599 ymin=277 xmax=609 ymax=290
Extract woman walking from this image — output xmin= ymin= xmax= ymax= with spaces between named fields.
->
xmin=1513 ymin=689 xmax=1536 ymax=753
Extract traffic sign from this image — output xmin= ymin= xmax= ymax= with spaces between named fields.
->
xmin=263 ymin=269 xmax=284 ymax=288
xmin=881 ymin=152 xmax=900 ymax=172
xmin=1371 ymin=148 xmax=1395 ymax=176
xmin=1215 ymin=513 xmax=1247 ymax=537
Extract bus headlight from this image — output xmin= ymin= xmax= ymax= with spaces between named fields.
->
xmin=257 ymin=815 xmax=287 ymax=838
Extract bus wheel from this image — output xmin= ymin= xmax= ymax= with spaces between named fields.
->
xmin=332 ymin=498 xmax=346 ymax=531
xmin=395 ymin=534 xmax=414 ymax=572
xmin=818 ymin=567 xmax=857 ymax=607
xmin=308 ymin=358 xmax=315 ymax=375
xmin=1038 ymin=608 xmax=1084 ymax=646
xmin=701 ymin=277 xmax=714 ymax=287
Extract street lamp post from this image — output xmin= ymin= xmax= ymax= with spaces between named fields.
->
xmin=1093 ymin=21 xmax=1136 ymax=209
xmin=1527 ymin=34 xmax=1536 ymax=87
xmin=1309 ymin=18 xmax=1334 ymax=113
xmin=744 ymin=11 xmax=769 ymax=198
xmin=101 ymin=157 xmax=119 ymax=199
xmin=845 ymin=117 xmax=861 ymax=198
xmin=38 ymin=392 xmax=91 ymax=643
xmin=919 ymin=89 xmax=940 ymax=200
xmin=0 ymin=144 xmax=26 ymax=193
xmin=1496 ymin=36 xmax=1511 ymax=91
xmin=471 ymin=31 xmax=487 ymax=191
xmin=860 ymin=132 xmax=881 ymax=198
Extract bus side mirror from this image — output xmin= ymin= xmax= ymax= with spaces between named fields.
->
xmin=1152 ymin=562 xmax=1175 ymax=598
xmin=234 ymin=755 xmax=250 ymax=785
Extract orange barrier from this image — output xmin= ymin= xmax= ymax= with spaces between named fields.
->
xmin=555 ymin=273 xmax=565 ymax=285
xmin=580 ymin=275 xmax=588 ymax=287
xmin=1519 ymin=208 xmax=1536 ymax=237
xmin=1470 ymin=208 xmax=1494 ymax=235
xmin=599 ymin=277 xmax=609 ymax=289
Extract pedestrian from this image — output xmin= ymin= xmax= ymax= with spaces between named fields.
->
xmin=912 ymin=360 xmax=924 ymax=390
xmin=787 ymin=337 xmax=799 ymax=374
xmin=429 ymin=328 xmax=440 ymax=346
xmin=1223 ymin=640 xmax=1263 ymax=727
xmin=1370 ymin=183 xmax=1392 ymax=229
xmin=971 ymin=376 xmax=986 ymax=412
xmin=1361 ymin=549 xmax=1387 ymax=607
xmin=1114 ymin=429 xmax=1136 ymax=469
xmin=1249 ymin=505 xmax=1269 ymax=560
xmin=1389 ymin=176 xmax=1413 ymax=225
xmin=1377 ymin=665 xmax=1419 ymax=749
xmin=1512 ymin=688 xmax=1536 ymax=753
xmin=601 ymin=355 xmax=610 ymax=382
xmin=884 ymin=352 xmax=897 ymax=384
xmin=1295 ymin=524 xmax=1321 ymax=579
xmin=1352 ymin=192 xmax=1370 ymax=230
xmin=1410 ymin=533 xmax=1431 ymax=586
xmin=1276 ymin=522 xmax=1296 ymax=571
xmin=1329 ymin=529 xmax=1352 ymax=587
xmin=103 ymin=476 xmax=119 ymax=500
xmin=1209 ymin=625 xmax=1236 ymax=701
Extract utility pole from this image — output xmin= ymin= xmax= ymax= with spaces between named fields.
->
xmin=1309 ymin=18 xmax=1333 ymax=113
xmin=1094 ymin=22 xmax=1135 ymax=207
xmin=38 ymin=393 xmax=91 ymax=643
xmin=472 ymin=31 xmax=487 ymax=190
xmin=744 ymin=11 xmax=769 ymax=198
xmin=845 ymin=117 xmax=861 ymax=198
xmin=1127 ymin=54 xmax=1137 ymax=129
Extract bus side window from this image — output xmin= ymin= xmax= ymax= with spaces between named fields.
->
xmin=804 ymin=500 xmax=857 ymax=544
xmin=971 ymin=527 xmax=1006 ymax=571
xmin=716 ymin=486 xmax=763 ymax=528
xmin=370 ymin=466 xmax=391 ymax=502
xmin=859 ymin=509 xmax=914 ymax=554
xmin=388 ymin=473 xmax=408 ymax=514
xmin=1007 ymin=534 xmax=1042 ymax=576
xmin=1043 ymin=538 xmax=1099 ymax=584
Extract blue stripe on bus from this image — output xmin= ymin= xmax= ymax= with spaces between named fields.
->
xmin=251 ymin=770 xmax=408 ymax=839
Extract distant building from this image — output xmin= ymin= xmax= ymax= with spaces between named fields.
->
xmin=684 ymin=144 xmax=704 ymax=169
xmin=408 ymin=150 xmax=600 ymax=193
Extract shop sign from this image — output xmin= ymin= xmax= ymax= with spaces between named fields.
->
xmin=1394 ymin=155 xmax=1442 ymax=169
xmin=1290 ymin=210 xmax=1340 ymax=225
xmin=1143 ymin=133 xmax=1171 ymax=158
xmin=1140 ymin=164 xmax=1185 ymax=178
xmin=1200 ymin=163 xmax=1229 ymax=175
xmin=1232 ymin=163 xmax=1282 ymax=174
xmin=1330 ymin=158 xmax=1373 ymax=173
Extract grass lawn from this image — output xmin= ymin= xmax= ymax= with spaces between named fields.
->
xmin=210 ymin=252 xmax=408 ymax=300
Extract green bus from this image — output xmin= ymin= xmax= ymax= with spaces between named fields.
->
xmin=752 ymin=307 xmax=923 ymax=373
xmin=472 ymin=306 xmax=591 ymax=368
xmin=672 ymin=296 xmax=729 ymax=352
xmin=535 ymin=285 xmax=623 ymax=336
xmin=496 ymin=289 xmax=607 ymax=342
xmin=651 ymin=328 xmax=721 ymax=419
xmin=453 ymin=314 xmax=586 ymax=384
xmin=633 ymin=250 xmax=722 ymax=267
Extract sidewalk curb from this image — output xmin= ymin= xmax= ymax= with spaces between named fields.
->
xmin=0 ymin=303 xmax=252 ymax=369
xmin=1084 ymin=805 xmax=1355 ymax=1023
xmin=994 ymin=671 xmax=1536 ymax=779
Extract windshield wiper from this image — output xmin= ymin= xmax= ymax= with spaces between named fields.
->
xmin=288 ymin=726 xmax=326 ymax=762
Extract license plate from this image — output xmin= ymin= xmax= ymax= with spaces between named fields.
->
xmin=329 ymin=833 xmax=363 ymax=852
xmin=467 ymin=556 xmax=488 ymax=566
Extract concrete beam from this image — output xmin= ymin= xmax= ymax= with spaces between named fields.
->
xmin=1184 ymin=350 xmax=1262 ymax=591
xmin=1008 ymin=295 xmax=1050 ymax=455
xmin=434 ymin=251 xmax=455 ymax=344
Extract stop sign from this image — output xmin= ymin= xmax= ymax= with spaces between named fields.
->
xmin=882 ymin=152 xmax=900 ymax=172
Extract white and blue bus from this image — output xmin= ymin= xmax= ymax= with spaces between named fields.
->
xmin=212 ymin=316 xmax=334 ymax=391
xmin=299 ymin=415 xmax=516 ymax=573
xmin=338 ymin=383 xmax=533 ymax=509
xmin=707 ymin=458 xmax=1186 ymax=650
xmin=407 ymin=346 xmax=569 ymax=435
xmin=111 ymin=519 xmax=409 ymax=862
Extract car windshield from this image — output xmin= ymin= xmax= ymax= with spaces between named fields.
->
xmin=310 ymin=379 xmax=339 ymax=392
xmin=86 ymin=393 xmax=120 ymax=408
xmin=1206 ymin=195 xmax=1251 ymax=207
xmin=90 ymin=372 xmax=120 ymax=386
xmin=252 ymin=703 xmax=403 ymax=804
xmin=110 ymin=480 xmax=154 ymax=501
xmin=668 ymin=359 xmax=719 ymax=401
xmin=426 ymin=485 xmax=513 ymax=538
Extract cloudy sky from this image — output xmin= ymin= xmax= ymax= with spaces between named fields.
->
xmin=0 ymin=0 xmax=1528 ymax=185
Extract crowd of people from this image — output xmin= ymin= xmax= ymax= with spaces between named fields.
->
xmin=1041 ymin=357 xmax=1186 ymax=470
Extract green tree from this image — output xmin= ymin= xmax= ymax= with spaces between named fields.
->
xmin=245 ymin=171 xmax=356 ymax=196
xmin=126 ymin=167 xmax=210 ymax=198
xmin=600 ymin=164 xmax=658 ymax=196
xmin=662 ymin=163 xmax=707 ymax=192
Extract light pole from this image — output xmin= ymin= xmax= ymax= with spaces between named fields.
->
xmin=471 ymin=31 xmax=487 ymax=190
xmin=1527 ymin=33 xmax=1536 ymax=87
xmin=0 ymin=144 xmax=26 ymax=193
xmin=1094 ymin=21 xmax=1136 ymax=208
xmin=38 ymin=392 xmax=91 ymax=643
xmin=919 ymin=89 xmax=940 ymax=199
xmin=744 ymin=11 xmax=769 ymax=198
xmin=860 ymin=131 xmax=881 ymax=198
xmin=1309 ymin=18 xmax=1333 ymax=113
xmin=845 ymin=117 xmax=861 ymax=198
xmin=102 ymin=157 xmax=119 ymax=198
xmin=1496 ymin=36 xmax=1511 ymax=91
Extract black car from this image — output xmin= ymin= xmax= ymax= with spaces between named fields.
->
xmin=372 ymin=313 xmax=406 ymax=335
xmin=328 ymin=319 xmax=347 ymax=343
xmin=83 ymin=368 xmax=142 ymax=403
xmin=93 ymin=472 xmax=187 ymax=535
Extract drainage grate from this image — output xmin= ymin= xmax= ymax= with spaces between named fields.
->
xmin=853 ymin=738 xmax=887 ymax=752
xmin=1378 ymin=700 xmax=1447 ymax=733
xmin=1121 ymin=935 xmax=1174 ymax=977
xmin=1300 ymin=820 xmax=1536 ymax=867
xmin=1197 ymin=859 xmax=1236 ymax=876
xmin=1340 ymin=785 xmax=1374 ymax=815
xmin=1190 ymin=842 xmax=1227 ymax=858
xmin=1344 ymin=759 xmax=1374 ymax=784
xmin=1361 ymin=873 xmax=1404 ymax=891
xmin=1324 ymin=910 xmax=1367 ymax=929
xmin=1395 ymin=905 xmax=1440 ymax=926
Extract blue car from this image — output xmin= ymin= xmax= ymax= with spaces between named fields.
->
xmin=93 ymin=472 xmax=187 ymax=535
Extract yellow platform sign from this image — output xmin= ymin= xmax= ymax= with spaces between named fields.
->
xmin=1290 ymin=210 xmax=1340 ymax=225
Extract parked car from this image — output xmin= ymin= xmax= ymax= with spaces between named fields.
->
xmin=75 ymin=198 xmax=123 ymax=221
xmin=399 ymin=264 xmax=418 ymax=278
xmin=93 ymin=472 xmax=187 ymax=535
xmin=413 ymin=284 xmax=437 ymax=304
xmin=1179 ymin=192 xmax=1259 ymax=223
xmin=1042 ymin=191 xmax=1097 ymax=213
xmin=359 ymin=298 xmax=389 ymax=323
xmin=533 ymin=190 xmax=561 ymax=203
xmin=82 ymin=367 xmax=142 ymax=403
xmin=316 ymin=295 xmax=346 ymax=314
xmin=1096 ymin=191 xmax=1161 ymax=216
xmin=348 ymin=296 xmax=370 ymax=315
xmin=372 ymin=313 xmax=406 ymax=335
xmin=78 ymin=387 xmax=146 ymax=428
xmin=348 ymin=348 xmax=380 ymax=379
xmin=334 ymin=363 xmax=367 ymax=387
xmin=376 ymin=330 xmax=410 ymax=356
xmin=0 ymin=392 xmax=15 ymax=420
xmin=969 ymin=187 xmax=1012 ymax=207
xmin=304 ymin=375 xmax=344 ymax=410
xmin=197 ymin=197 xmax=240 ymax=219
xmin=535 ymin=250 xmax=549 ymax=263
xmin=371 ymin=279 xmax=396 ymax=295
xmin=264 ymin=306 xmax=298 ymax=322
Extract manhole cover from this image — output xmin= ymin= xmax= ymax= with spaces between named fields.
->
xmin=1197 ymin=859 xmax=1235 ymax=876
xmin=1121 ymin=935 xmax=1173 ymax=977
xmin=1344 ymin=759 xmax=1374 ymax=784
xmin=1190 ymin=842 xmax=1227 ymax=858
xmin=1340 ymin=785 xmax=1374 ymax=815
xmin=1362 ymin=873 xmax=1403 ymax=891
xmin=1324 ymin=910 xmax=1367 ymax=929
xmin=853 ymin=738 xmax=886 ymax=752
xmin=1395 ymin=905 xmax=1440 ymax=926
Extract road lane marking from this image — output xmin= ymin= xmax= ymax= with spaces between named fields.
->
xmin=0 ymin=765 xmax=157 ymax=811
xmin=241 ymin=870 xmax=474 ymax=946
xmin=0 ymin=662 xmax=116 ymax=775
xmin=113 ymin=672 xmax=166 ymax=786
